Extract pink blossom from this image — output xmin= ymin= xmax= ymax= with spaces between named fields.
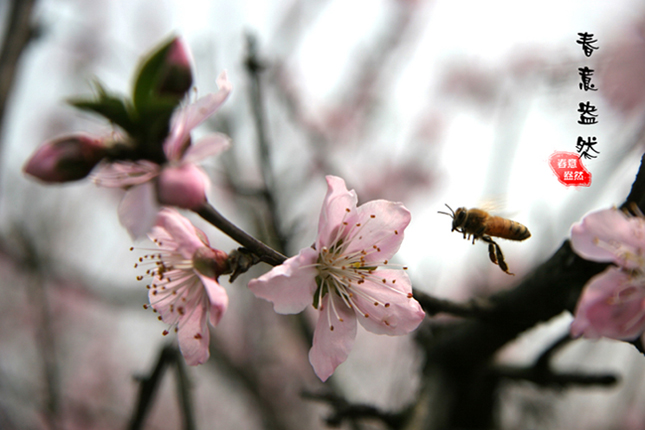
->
xmin=248 ymin=176 xmax=425 ymax=381
xmin=570 ymin=207 xmax=645 ymax=341
xmin=136 ymin=208 xmax=229 ymax=365
xmin=94 ymin=71 xmax=232 ymax=238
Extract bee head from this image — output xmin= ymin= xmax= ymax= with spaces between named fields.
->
xmin=438 ymin=204 xmax=468 ymax=232
xmin=452 ymin=207 xmax=468 ymax=231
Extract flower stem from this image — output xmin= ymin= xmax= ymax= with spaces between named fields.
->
xmin=195 ymin=202 xmax=287 ymax=267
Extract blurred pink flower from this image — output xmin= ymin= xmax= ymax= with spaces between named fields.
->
xmin=248 ymin=176 xmax=425 ymax=381
xmin=570 ymin=208 xmax=645 ymax=340
xmin=600 ymin=22 xmax=645 ymax=114
xmin=137 ymin=208 xmax=229 ymax=365
xmin=94 ymin=71 xmax=232 ymax=238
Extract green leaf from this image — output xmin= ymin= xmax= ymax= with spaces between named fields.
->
xmin=132 ymin=37 xmax=176 ymax=112
xmin=68 ymin=81 xmax=137 ymax=134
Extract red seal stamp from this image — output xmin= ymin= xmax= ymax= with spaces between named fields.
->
xmin=549 ymin=151 xmax=591 ymax=187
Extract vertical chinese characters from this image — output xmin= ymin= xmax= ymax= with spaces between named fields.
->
xmin=576 ymin=32 xmax=600 ymax=161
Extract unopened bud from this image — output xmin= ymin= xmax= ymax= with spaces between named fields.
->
xmin=157 ymin=38 xmax=193 ymax=98
xmin=192 ymin=246 xmax=230 ymax=279
xmin=24 ymin=134 xmax=107 ymax=183
xmin=157 ymin=164 xmax=208 ymax=209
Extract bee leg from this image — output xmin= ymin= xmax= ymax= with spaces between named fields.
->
xmin=488 ymin=243 xmax=498 ymax=265
xmin=482 ymin=236 xmax=514 ymax=276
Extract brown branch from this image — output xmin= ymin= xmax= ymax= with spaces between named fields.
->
xmin=195 ymin=202 xmax=287 ymax=267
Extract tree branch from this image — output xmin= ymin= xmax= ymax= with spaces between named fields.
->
xmin=195 ymin=202 xmax=286 ymax=267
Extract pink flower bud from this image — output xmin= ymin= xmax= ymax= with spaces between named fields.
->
xmin=157 ymin=37 xmax=193 ymax=97
xmin=24 ymin=134 xmax=106 ymax=183
xmin=156 ymin=163 xmax=208 ymax=209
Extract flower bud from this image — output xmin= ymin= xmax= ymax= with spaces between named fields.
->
xmin=24 ymin=134 xmax=107 ymax=183
xmin=156 ymin=38 xmax=193 ymax=98
xmin=156 ymin=163 xmax=208 ymax=209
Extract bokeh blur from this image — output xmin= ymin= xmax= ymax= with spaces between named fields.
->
xmin=4 ymin=0 xmax=645 ymax=429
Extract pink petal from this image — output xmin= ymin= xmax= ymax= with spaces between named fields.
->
xmin=247 ymin=247 xmax=319 ymax=314
xmin=351 ymin=269 xmax=425 ymax=335
xmin=157 ymin=164 xmax=209 ymax=209
xmin=571 ymin=208 xmax=645 ymax=266
xmin=92 ymin=160 xmax=160 ymax=187
xmin=309 ymin=294 xmax=357 ymax=381
xmin=199 ymin=274 xmax=229 ymax=327
xmin=154 ymin=208 xmax=206 ymax=258
xmin=572 ymin=267 xmax=645 ymax=340
xmin=182 ymin=133 xmax=231 ymax=163
xmin=176 ymin=293 xmax=211 ymax=366
xmin=343 ymin=200 xmax=411 ymax=264
xmin=118 ymin=182 xmax=159 ymax=239
xmin=316 ymin=176 xmax=359 ymax=249
xmin=164 ymin=71 xmax=232 ymax=161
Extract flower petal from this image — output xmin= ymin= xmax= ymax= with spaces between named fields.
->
xmin=92 ymin=160 xmax=160 ymax=188
xmin=176 ymin=293 xmax=211 ymax=366
xmin=248 ymin=247 xmax=319 ymax=314
xmin=118 ymin=182 xmax=159 ymax=239
xmin=351 ymin=269 xmax=425 ymax=335
xmin=572 ymin=267 xmax=645 ymax=340
xmin=317 ymin=176 xmax=359 ymax=249
xmin=199 ymin=274 xmax=229 ymax=327
xmin=153 ymin=208 xmax=206 ymax=258
xmin=309 ymin=294 xmax=357 ymax=381
xmin=157 ymin=164 xmax=209 ymax=209
xmin=344 ymin=200 xmax=411 ymax=264
xmin=183 ymin=133 xmax=231 ymax=164
xmin=164 ymin=71 xmax=232 ymax=161
xmin=571 ymin=208 xmax=645 ymax=267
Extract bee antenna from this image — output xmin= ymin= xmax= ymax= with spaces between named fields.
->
xmin=437 ymin=204 xmax=455 ymax=219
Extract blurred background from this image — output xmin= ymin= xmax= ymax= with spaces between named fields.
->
xmin=3 ymin=0 xmax=645 ymax=429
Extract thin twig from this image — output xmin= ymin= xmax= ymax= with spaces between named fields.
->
xmin=195 ymin=202 xmax=286 ymax=267
xmin=244 ymin=33 xmax=288 ymax=253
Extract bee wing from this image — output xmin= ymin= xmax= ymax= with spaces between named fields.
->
xmin=477 ymin=196 xmax=506 ymax=214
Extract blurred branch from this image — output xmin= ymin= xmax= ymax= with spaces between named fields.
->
xmin=19 ymin=229 xmax=61 ymax=430
xmin=208 ymin=335 xmax=288 ymax=430
xmin=0 ymin=0 xmax=37 ymax=137
xmin=244 ymin=33 xmax=288 ymax=253
xmin=302 ymin=391 xmax=407 ymax=429
xmin=495 ymin=365 xmax=617 ymax=389
xmin=496 ymin=333 xmax=618 ymax=389
xmin=413 ymin=289 xmax=495 ymax=319
xmin=128 ymin=344 xmax=195 ymax=430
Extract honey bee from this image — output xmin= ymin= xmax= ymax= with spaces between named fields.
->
xmin=438 ymin=204 xmax=531 ymax=275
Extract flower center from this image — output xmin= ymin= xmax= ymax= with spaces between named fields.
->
xmin=132 ymin=244 xmax=206 ymax=336
xmin=311 ymin=212 xmax=408 ymax=323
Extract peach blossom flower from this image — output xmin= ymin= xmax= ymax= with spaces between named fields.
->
xmin=248 ymin=176 xmax=425 ymax=381
xmin=136 ymin=208 xmax=229 ymax=365
xmin=570 ymin=208 xmax=645 ymax=340
xmin=94 ymin=71 xmax=232 ymax=238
